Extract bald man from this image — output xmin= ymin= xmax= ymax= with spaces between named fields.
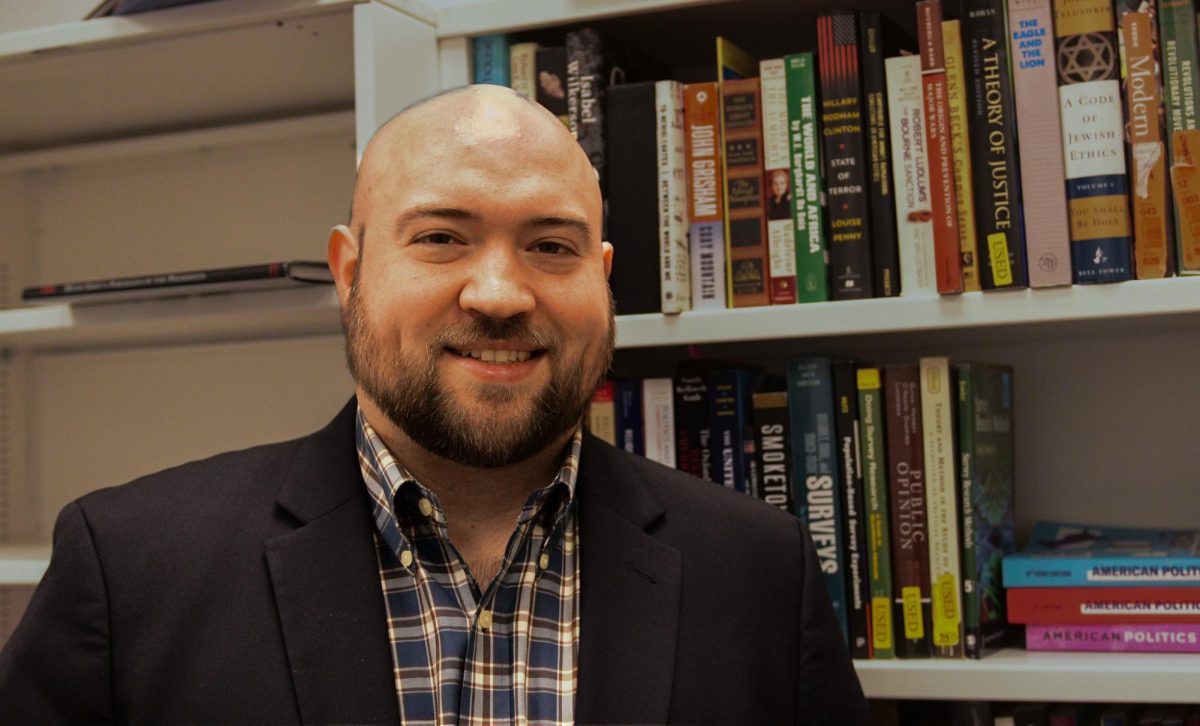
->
xmin=0 ymin=86 xmax=868 ymax=724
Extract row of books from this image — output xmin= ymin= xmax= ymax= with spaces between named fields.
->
xmin=588 ymin=356 xmax=1017 ymax=660
xmin=876 ymin=699 xmax=1200 ymax=726
xmin=1003 ymin=521 xmax=1200 ymax=653
xmin=474 ymin=0 xmax=1200 ymax=314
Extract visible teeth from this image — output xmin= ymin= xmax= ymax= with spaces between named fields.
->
xmin=460 ymin=349 xmax=532 ymax=363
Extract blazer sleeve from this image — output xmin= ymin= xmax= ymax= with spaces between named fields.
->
xmin=0 ymin=501 xmax=114 ymax=723
xmin=795 ymin=518 xmax=872 ymax=726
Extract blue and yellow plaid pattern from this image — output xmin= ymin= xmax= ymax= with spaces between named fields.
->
xmin=356 ymin=408 xmax=581 ymax=725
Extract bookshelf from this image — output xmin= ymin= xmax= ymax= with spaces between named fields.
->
xmin=0 ymin=0 xmax=1197 ymax=708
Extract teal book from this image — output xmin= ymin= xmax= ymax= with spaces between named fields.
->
xmin=784 ymin=52 xmax=829 ymax=302
xmin=1003 ymin=521 xmax=1200 ymax=586
xmin=787 ymin=356 xmax=849 ymax=644
xmin=472 ymin=34 xmax=510 ymax=86
xmin=956 ymin=362 xmax=1016 ymax=659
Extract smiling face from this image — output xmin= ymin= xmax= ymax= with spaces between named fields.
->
xmin=331 ymin=86 xmax=614 ymax=468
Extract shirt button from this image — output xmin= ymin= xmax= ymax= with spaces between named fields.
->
xmin=418 ymin=498 xmax=433 ymax=517
xmin=539 ymin=553 xmax=550 ymax=570
xmin=400 ymin=549 xmax=414 ymax=567
xmin=478 ymin=610 xmax=493 ymax=631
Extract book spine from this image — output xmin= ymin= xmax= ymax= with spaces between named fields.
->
xmin=1117 ymin=0 xmax=1173 ymax=278
xmin=588 ymin=381 xmax=617 ymax=446
xmin=917 ymin=0 xmax=966 ymax=294
xmin=566 ymin=29 xmax=612 ymax=190
xmin=1054 ymin=0 xmax=1135 ymax=283
xmin=919 ymin=356 xmax=963 ymax=657
xmin=835 ymin=360 xmax=871 ymax=658
xmin=615 ymin=379 xmax=645 ymax=456
xmin=1025 ymin=623 xmax=1200 ymax=652
xmin=817 ymin=13 xmax=875 ymax=299
xmin=642 ymin=378 xmax=676 ymax=467
xmin=535 ymin=47 xmax=570 ymax=127
xmin=752 ymin=391 xmax=795 ymax=513
xmin=1002 ymin=555 xmax=1200 ymax=586
xmin=956 ymin=363 xmax=981 ymax=658
xmin=961 ymin=0 xmax=1030 ymax=289
xmin=942 ymin=19 xmax=983 ymax=291
xmin=708 ymin=369 xmax=756 ymax=493
xmin=787 ymin=356 xmax=850 ymax=643
xmin=657 ymin=80 xmax=691 ymax=313
xmin=860 ymin=12 xmax=901 ymax=297
xmin=509 ymin=41 xmax=539 ymax=99
xmin=1008 ymin=586 xmax=1200 ymax=623
xmin=720 ymin=77 xmax=772 ymax=307
xmin=684 ymin=82 xmax=728 ymax=310
xmin=673 ymin=367 xmax=710 ymax=479
xmin=472 ymin=34 xmax=510 ymax=85
xmin=1159 ymin=0 xmax=1200 ymax=273
xmin=857 ymin=367 xmax=895 ymax=659
xmin=784 ymin=53 xmax=830 ymax=302
xmin=605 ymin=82 xmax=661 ymax=315
xmin=1008 ymin=0 xmax=1074 ymax=287
xmin=761 ymin=58 xmax=798 ymax=304
xmin=884 ymin=364 xmax=933 ymax=658
xmin=886 ymin=54 xmax=940 ymax=296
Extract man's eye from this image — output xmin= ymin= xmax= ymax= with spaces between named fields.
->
xmin=415 ymin=232 xmax=458 ymax=245
xmin=533 ymin=241 xmax=572 ymax=255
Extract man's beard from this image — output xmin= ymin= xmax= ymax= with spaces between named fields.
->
xmin=344 ymin=282 xmax=614 ymax=468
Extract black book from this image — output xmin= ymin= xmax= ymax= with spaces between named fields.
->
xmin=816 ymin=12 xmax=874 ymax=299
xmin=535 ymin=46 xmax=570 ymax=127
xmin=674 ymin=360 xmax=713 ymax=481
xmin=858 ymin=11 xmax=903 ymax=297
xmin=751 ymin=391 xmax=794 ymax=512
xmin=21 ymin=261 xmax=332 ymax=305
xmin=833 ymin=359 xmax=871 ymax=658
xmin=605 ymin=81 xmax=661 ymax=315
xmin=958 ymin=0 xmax=1028 ymax=289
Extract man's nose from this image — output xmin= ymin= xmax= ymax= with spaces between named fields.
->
xmin=459 ymin=245 xmax=536 ymax=320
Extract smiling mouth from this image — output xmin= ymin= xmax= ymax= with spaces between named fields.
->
xmin=448 ymin=347 xmax=544 ymax=364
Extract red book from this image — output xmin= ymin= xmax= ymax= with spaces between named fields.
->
xmin=1008 ymin=586 xmax=1200 ymax=624
xmin=916 ymin=0 xmax=964 ymax=294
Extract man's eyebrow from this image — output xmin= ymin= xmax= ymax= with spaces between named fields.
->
xmin=393 ymin=206 xmax=479 ymax=235
xmin=522 ymin=216 xmax=593 ymax=245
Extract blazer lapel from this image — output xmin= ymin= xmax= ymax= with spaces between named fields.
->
xmin=575 ymin=434 xmax=681 ymax=725
xmin=264 ymin=400 xmax=399 ymax=724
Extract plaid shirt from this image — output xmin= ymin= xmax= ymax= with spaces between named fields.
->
xmin=356 ymin=408 xmax=581 ymax=725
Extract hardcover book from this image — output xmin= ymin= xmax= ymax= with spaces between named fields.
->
xmin=956 ymin=362 xmax=1016 ymax=658
xmin=885 ymin=54 xmax=940 ymax=296
xmin=708 ymin=367 xmax=759 ymax=493
xmin=509 ymin=41 xmax=539 ymax=99
xmin=1115 ymin=0 xmax=1173 ymax=279
xmin=1002 ymin=521 xmax=1200 ymax=587
xmin=588 ymin=381 xmax=617 ymax=446
xmin=720 ymin=76 xmax=772 ymax=307
xmin=1053 ymin=0 xmax=1135 ymax=283
xmin=614 ymin=378 xmax=644 ymax=456
xmin=761 ymin=57 xmax=798 ymax=304
xmin=860 ymin=11 xmax=902 ymax=297
xmin=1026 ymin=623 xmax=1200 ymax=652
xmin=884 ymin=364 xmax=934 ymax=658
xmin=1007 ymin=0 xmax=1073 ymax=287
xmin=960 ymin=0 xmax=1029 ymax=289
xmin=656 ymin=80 xmax=691 ymax=313
xmin=784 ymin=53 xmax=830 ymax=302
xmin=942 ymin=19 xmax=982 ymax=291
xmin=1008 ymin=585 xmax=1200 ymax=623
xmin=752 ymin=391 xmax=794 ymax=512
xmin=834 ymin=360 xmax=871 ymax=658
xmin=916 ymin=1 xmax=965 ymax=294
xmin=817 ymin=12 xmax=875 ymax=299
xmin=673 ymin=361 xmax=713 ymax=480
xmin=21 ymin=261 xmax=332 ymax=305
xmin=787 ymin=355 xmax=850 ymax=643
xmin=535 ymin=46 xmax=570 ymax=127
xmin=472 ymin=34 xmax=510 ymax=85
xmin=919 ymin=356 xmax=963 ymax=656
xmin=857 ymin=367 xmax=895 ymax=659
xmin=684 ymin=82 xmax=728 ymax=310
xmin=642 ymin=377 xmax=676 ymax=467
xmin=1158 ymin=0 xmax=1200 ymax=274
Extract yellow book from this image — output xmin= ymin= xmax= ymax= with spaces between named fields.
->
xmin=941 ymin=20 xmax=980 ymax=292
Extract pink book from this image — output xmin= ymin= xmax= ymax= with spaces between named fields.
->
xmin=1026 ymin=623 xmax=1200 ymax=653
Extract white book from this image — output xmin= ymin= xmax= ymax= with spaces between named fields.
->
xmin=641 ymin=378 xmax=676 ymax=467
xmin=689 ymin=222 xmax=726 ymax=310
xmin=509 ymin=42 xmax=539 ymax=100
xmin=885 ymin=55 xmax=938 ymax=297
xmin=656 ymin=80 xmax=691 ymax=313
xmin=760 ymin=57 xmax=796 ymax=303
xmin=919 ymin=356 xmax=963 ymax=657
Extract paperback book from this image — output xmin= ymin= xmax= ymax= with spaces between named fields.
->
xmin=1002 ymin=521 xmax=1200 ymax=587
xmin=1025 ymin=623 xmax=1200 ymax=652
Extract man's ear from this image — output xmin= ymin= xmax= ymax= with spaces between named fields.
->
xmin=601 ymin=241 xmax=614 ymax=279
xmin=327 ymin=224 xmax=360 ymax=306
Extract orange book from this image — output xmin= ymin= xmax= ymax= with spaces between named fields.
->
xmin=719 ymin=77 xmax=771 ymax=307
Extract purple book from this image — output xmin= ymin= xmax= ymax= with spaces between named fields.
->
xmin=1026 ymin=623 xmax=1200 ymax=653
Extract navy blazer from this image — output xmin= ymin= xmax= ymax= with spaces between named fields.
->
xmin=0 ymin=400 xmax=869 ymax=724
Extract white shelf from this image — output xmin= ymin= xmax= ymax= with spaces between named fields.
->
xmin=615 ymin=277 xmax=1200 ymax=349
xmin=2 ymin=286 xmax=342 ymax=352
xmin=433 ymin=0 xmax=719 ymax=37
xmin=855 ymin=648 xmax=1200 ymax=703
xmin=0 ymin=546 xmax=51 ymax=585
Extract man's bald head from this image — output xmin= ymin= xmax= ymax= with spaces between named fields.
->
xmin=348 ymin=84 xmax=600 ymax=244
